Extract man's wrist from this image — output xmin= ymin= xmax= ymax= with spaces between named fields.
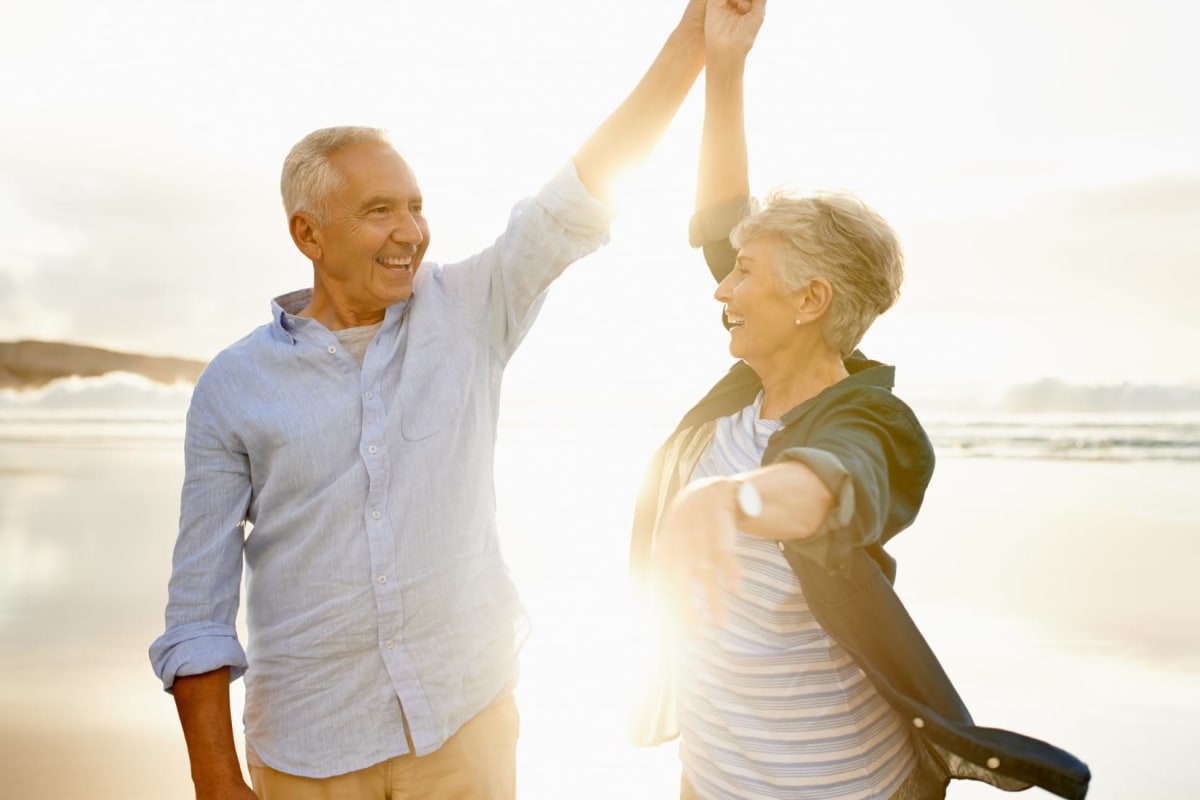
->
xmin=668 ymin=26 xmax=707 ymax=70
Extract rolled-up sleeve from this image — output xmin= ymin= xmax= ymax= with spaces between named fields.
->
xmin=435 ymin=160 xmax=613 ymax=359
xmin=689 ymin=196 xmax=754 ymax=285
xmin=776 ymin=446 xmax=857 ymax=570
xmin=149 ymin=369 xmax=252 ymax=691
xmin=773 ymin=391 xmax=935 ymax=574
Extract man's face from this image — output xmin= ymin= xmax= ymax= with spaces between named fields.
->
xmin=312 ymin=141 xmax=430 ymax=313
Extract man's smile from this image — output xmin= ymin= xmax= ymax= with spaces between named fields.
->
xmin=376 ymin=256 xmax=414 ymax=271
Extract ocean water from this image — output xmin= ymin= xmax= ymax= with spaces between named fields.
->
xmin=922 ymin=411 xmax=1200 ymax=462
xmin=3 ymin=404 xmax=1199 ymax=464
xmin=1 ymin=378 xmax=1198 ymax=799
xmin=4 ymin=371 xmax=1199 ymax=461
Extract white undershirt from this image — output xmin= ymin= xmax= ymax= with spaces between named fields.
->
xmin=331 ymin=322 xmax=383 ymax=367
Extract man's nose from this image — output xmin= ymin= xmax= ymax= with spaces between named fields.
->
xmin=391 ymin=212 xmax=423 ymax=245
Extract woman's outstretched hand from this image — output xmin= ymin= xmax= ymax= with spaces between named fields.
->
xmin=651 ymin=477 xmax=743 ymax=635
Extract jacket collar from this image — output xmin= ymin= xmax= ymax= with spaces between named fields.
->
xmin=780 ymin=352 xmax=895 ymax=426
xmin=676 ymin=350 xmax=895 ymax=432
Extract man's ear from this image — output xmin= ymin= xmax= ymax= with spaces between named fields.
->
xmin=289 ymin=213 xmax=323 ymax=261
xmin=793 ymin=278 xmax=834 ymax=326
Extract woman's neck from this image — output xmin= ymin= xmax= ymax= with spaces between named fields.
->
xmin=756 ymin=350 xmax=850 ymax=421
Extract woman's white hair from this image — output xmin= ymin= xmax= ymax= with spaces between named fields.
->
xmin=731 ymin=191 xmax=904 ymax=357
xmin=280 ymin=126 xmax=391 ymax=224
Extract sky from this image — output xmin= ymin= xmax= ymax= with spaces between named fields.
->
xmin=1 ymin=0 xmax=1197 ymax=413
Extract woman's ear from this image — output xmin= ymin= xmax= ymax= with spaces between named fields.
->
xmin=289 ymin=213 xmax=323 ymax=262
xmin=793 ymin=277 xmax=833 ymax=325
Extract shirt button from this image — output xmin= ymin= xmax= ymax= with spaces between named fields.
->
xmin=986 ymin=757 xmax=1000 ymax=770
xmin=368 ymin=445 xmax=378 ymax=454
xmin=327 ymin=346 xmax=337 ymax=354
xmin=777 ymin=541 xmax=786 ymax=552
xmin=372 ymin=510 xmax=381 ymax=520
xmin=912 ymin=717 xmax=925 ymax=729
xmin=365 ymin=391 xmax=373 ymax=399
xmin=378 ymin=575 xmax=388 ymax=584
xmin=384 ymin=640 xmax=394 ymax=649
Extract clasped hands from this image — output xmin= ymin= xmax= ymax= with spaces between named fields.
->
xmin=680 ymin=0 xmax=767 ymax=57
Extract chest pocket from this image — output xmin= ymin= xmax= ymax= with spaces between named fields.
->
xmin=397 ymin=330 xmax=476 ymax=441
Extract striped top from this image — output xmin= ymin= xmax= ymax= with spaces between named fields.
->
xmin=677 ymin=393 xmax=916 ymax=799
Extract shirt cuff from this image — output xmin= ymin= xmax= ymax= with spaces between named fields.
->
xmin=550 ymin=160 xmax=616 ymax=241
xmin=149 ymin=621 xmax=249 ymax=692
xmin=776 ymin=446 xmax=856 ymax=573
xmin=688 ymin=196 xmax=754 ymax=249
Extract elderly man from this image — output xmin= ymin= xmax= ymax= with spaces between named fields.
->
xmin=149 ymin=3 xmax=708 ymax=798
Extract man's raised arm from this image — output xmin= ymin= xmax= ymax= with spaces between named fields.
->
xmin=572 ymin=0 xmax=707 ymax=204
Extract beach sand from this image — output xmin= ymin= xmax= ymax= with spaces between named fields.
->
xmin=0 ymin=428 xmax=1196 ymax=799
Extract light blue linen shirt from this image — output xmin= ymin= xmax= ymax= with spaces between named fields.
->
xmin=149 ymin=162 xmax=611 ymax=778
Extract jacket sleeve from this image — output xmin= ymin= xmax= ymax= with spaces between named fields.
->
xmin=773 ymin=388 xmax=935 ymax=574
xmin=689 ymin=196 xmax=751 ymax=286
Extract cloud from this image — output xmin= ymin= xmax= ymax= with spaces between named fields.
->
xmin=0 ymin=145 xmax=295 ymax=360
xmin=2 ymin=0 xmax=1197 ymax=390
xmin=905 ymin=172 xmax=1200 ymax=308
xmin=0 ymin=372 xmax=194 ymax=412
xmin=819 ymin=172 xmax=1200 ymax=392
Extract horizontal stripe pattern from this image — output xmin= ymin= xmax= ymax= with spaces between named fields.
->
xmin=678 ymin=393 xmax=915 ymax=799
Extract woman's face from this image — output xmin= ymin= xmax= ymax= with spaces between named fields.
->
xmin=714 ymin=236 xmax=804 ymax=365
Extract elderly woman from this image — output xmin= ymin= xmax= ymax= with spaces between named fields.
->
xmin=629 ymin=3 xmax=1091 ymax=800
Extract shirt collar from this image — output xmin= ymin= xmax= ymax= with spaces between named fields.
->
xmin=269 ymin=288 xmax=412 ymax=345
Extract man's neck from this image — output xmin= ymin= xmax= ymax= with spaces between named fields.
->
xmin=296 ymin=287 xmax=387 ymax=332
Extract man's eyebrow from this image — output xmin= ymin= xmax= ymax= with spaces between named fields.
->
xmin=358 ymin=194 xmax=422 ymax=211
xmin=358 ymin=195 xmax=394 ymax=211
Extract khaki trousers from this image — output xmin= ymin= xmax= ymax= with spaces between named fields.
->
xmin=249 ymin=692 xmax=519 ymax=800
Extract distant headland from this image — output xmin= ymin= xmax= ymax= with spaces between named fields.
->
xmin=0 ymin=340 xmax=206 ymax=391
xmin=2 ymin=339 xmax=1197 ymax=414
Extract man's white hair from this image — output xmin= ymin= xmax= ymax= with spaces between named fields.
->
xmin=280 ymin=126 xmax=391 ymax=224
